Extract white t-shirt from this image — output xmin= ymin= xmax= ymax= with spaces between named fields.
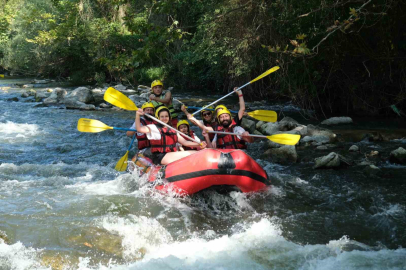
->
xmin=130 ymin=118 xmax=147 ymax=137
xmin=212 ymin=126 xmax=246 ymax=143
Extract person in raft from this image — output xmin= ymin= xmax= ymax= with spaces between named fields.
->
xmin=181 ymin=105 xmax=216 ymax=142
xmin=215 ymin=87 xmax=246 ymax=125
xmin=149 ymin=80 xmax=179 ymax=127
xmin=184 ymin=87 xmax=247 ymax=148
xmin=127 ymin=102 xmax=156 ymax=157
xmin=176 ymin=120 xmax=207 ymax=151
xmin=191 ymin=107 xmax=253 ymax=149
xmin=135 ymin=106 xmax=207 ymax=165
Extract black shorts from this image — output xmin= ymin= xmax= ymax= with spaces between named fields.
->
xmin=151 ymin=152 xmax=166 ymax=165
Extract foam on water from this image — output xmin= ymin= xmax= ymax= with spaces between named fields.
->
xmin=0 ymin=121 xmax=43 ymax=143
xmin=0 ymin=240 xmax=49 ymax=270
xmin=81 ymin=219 xmax=406 ymax=269
xmin=1 ymin=218 xmax=405 ymax=270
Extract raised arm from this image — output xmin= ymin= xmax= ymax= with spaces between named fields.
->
xmin=234 ymin=87 xmax=245 ymax=121
xmin=135 ymin=109 xmax=151 ymax=134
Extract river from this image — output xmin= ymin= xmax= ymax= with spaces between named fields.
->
xmin=1 ymin=78 xmax=405 ymax=270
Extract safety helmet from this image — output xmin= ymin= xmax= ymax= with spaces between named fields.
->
xmin=217 ymin=108 xmax=232 ymax=122
xmin=215 ymin=104 xmax=227 ymax=112
xmin=177 ymin=120 xmax=190 ymax=130
xmin=155 ymin=106 xmax=171 ymax=119
xmin=201 ymin=105 xmax=214 ymax=115
xmin=151 ymin=80 xmax=163 ymax=89
xmin=141 ymin=102 xmax=154 ymax=110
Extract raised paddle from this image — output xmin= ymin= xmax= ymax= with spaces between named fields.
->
xmin=192 ymin=66 xmax=280 ymax=116
xmin=208 ymin=131 xmax=300 ymax=146
xmin=115 ymin=134 xmax=137 ymax=171
xmin=186 ymin=106 xmax=277 ymax=123
xmin=104 ymin=87 xmax=202 ymax=145
xmin=77 ymin=118 xmax=137 ymax=133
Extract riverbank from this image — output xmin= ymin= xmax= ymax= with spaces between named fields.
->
xmin=1 ymin=80 xmax=406 ymax=269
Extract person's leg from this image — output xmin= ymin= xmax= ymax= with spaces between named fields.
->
xmin=161 ymin=151 xmax=197 ymax=165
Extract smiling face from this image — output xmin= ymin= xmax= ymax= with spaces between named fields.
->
xmin=143 ymin=107 xmax=154 ymax=115
xmin=178 ymin=124 xmax=189 ymax=134
xmin=158 ymin=110 xmax=170 ymax=124
xmin=152 ymin=85 xmax=163 ymax=96
xmin=202 ymin=111 xmax=212 ymax=121
xmin=219 ymin=113 xmax=231 ymax=127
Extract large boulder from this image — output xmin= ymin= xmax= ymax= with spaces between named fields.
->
xmin=129 ymin=95 xmax=148 ymax=107
xmin=65 ymin=87 xmax=93 ymax=103
xmin=140 ymin=92 xmax=150 ymax=99
xmin=256 ymin=120 xmax=266 ymax=130
xmin=389 ymin=147 xmax=406 ymax=164
xmin=91 ymin=88 xmax=105 ymax=104
xmin=313 ymin=152 xmax=351 ymax=169
xmin=35 ymin=91 xmax=50 ymax=101
xmin=43 ymin=88 xmax=67 ymax=104
xmin=279 ymin=117 xmax=299 ymax=131
xmin=241 ymin=118 xmax=256 ymax=133
xmin=65 ymin=100 xmax=96 ymax=110
xmin=261 ymin=145 xmax=297 ymax=164
xmin=114 ymin=84 xmax=126 ymax=90
xmin=321 ymin=117 xmax=353 ymax=125
xmin=301 ymin=135 xmax=330 ymax=144
xmin=363 ymin=165 xmax=381 ymax=177
xmin=306 ymin=124 xmax=336 ymax=142
xmin=260 ymin=122 xmax=279 ymax=135
xmin=172 ymin=99 xmax=182 ymax=111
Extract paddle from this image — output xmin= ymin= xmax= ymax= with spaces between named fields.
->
xmin=77 ymin=118 xmax=137 ymax=133
xmin=104 ymin=87 xmax=202 ymax=144
xmin=208 ymin=131 xmax=300 ymax=146
xmin=186 ymin=106 xmax=277 ymax=122
xmin=115 ymin=134 xmax=137 ymax=171
xmin=192 ymin=66 xmax=280 ymax=116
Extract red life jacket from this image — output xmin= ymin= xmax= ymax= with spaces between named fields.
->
xmin=204 ymin=120 xmax=216 ymax=141
xmin=150 ymin=125 xmax=178 ymax=153
xmin=215 ymin=120 xmax=247 ymax=149
xmin=180 ymin=131 xmax=198 ymax=150
xmin=136 ymin=118 xmax=155 ymax=150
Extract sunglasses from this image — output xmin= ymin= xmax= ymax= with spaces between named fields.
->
xmin=202 ymin=112 xmax=212 ymax=117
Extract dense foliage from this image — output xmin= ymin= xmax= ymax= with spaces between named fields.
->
xmin=1 ymin=0 xmax=405 ymax=116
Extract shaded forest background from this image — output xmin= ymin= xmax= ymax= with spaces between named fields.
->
xmin=0 ymin=0 xmax=405 ymax=117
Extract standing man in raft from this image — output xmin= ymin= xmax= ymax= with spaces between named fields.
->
xmin=149 ymin=80 xmax=179 ymax=127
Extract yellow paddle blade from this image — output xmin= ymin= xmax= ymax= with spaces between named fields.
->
xmin=267 ymin=134 xmax=300 ymax=145
xmin=247 ymin=110 xmax=277 ymax=122
xmin=0 ymin=74 xmax=4 ymax=78
xmin=249 ymin=66 xmax=280 ymax=84
xmin=104 ymin=87 xmax=138 ymax=111
xmin=77 ymin=118 xmax=113 ymax=133
xmin=115 ymin=151 xmax=129 ymax=171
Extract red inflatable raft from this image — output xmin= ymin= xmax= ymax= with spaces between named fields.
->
xmin=131 ymin=149 xmax=270 ymax=195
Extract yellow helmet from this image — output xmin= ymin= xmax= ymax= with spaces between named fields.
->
xmin=141 ymin=102 xmax=154 ymax=110
xmin=215 ymin=104 xmax=227 ymax=112
xmin=151 ymin=80 xmax=163 ymax=89
xmin=155 ymin=106 xmax=171 ymax=119
xmin=201 ymin=105 xmax=214 ymax=115
xmin=217 ymin=108 xmax=232 ymax=122
xmin=177 ymin=120 xmax=190 ymax=130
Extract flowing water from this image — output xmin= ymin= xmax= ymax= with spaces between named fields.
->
xmin=1 ymin=79 xmax=406 ymax=270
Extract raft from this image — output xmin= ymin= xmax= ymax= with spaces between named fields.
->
xmin=131 ymin=149 xmax=270 ymax=195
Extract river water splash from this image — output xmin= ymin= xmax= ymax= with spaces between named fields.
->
xmin=1 ymin=81 xmax=405 ymax=269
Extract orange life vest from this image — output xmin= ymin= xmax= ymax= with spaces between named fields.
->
xmin=150 ymin=125 xmax=178 ymax=153
xmin=215 ymin=120 xmax=247 ymax=149
xmin=136 ymin=118 xmax=155 ymax=150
